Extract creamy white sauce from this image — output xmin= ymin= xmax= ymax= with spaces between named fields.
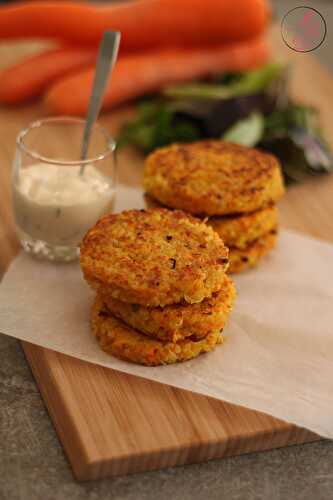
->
xmin=13 ymin=163 xmax=115 ymax=246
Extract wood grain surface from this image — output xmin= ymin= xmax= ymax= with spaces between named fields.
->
xmin=0 ymin=28 xmax=331 ymax=479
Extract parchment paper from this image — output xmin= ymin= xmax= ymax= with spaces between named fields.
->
xmin=0 ymin=185 xmax=332 ymax=438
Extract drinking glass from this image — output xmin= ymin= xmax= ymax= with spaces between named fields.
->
xmin=12 ymin=117 xmax=116 ymax=262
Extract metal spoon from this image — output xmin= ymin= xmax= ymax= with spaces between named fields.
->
xmin=80 ymin=30 xmax=121 ymax=174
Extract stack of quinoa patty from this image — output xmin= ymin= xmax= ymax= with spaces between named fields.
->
xmin=80 ymin=208 xmax=235 ymax=366
xmin=144 ymin=141 xmax=285 ymax=273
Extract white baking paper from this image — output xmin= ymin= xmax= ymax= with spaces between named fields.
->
xmin=0 ymin=184 xmax=332 ymax=438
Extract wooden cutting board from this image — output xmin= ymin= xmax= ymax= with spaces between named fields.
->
xmin=1 ymin=28 xmax=333 ymax=480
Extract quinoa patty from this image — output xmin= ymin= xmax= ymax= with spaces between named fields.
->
xmin=228 ymin=230 xmax=277 ymax=274
xmin=208 ymin=205 xmax=278 ymax=249
xmin=145 ymin=194 xmax=278 ymax=250
xmin=80 ymin=208 xmax=229 ymax=307
xmin=144 ymin=141 xmax=284 ymax=216
xmin=92 ymin=296 xmax=223 ymax=366
xmin=101 ymin=274 xmax=235 ymax=343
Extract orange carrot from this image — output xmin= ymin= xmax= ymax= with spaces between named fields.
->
xmin=0 ymin=47 xmax=97 ymax=104
xmin=0 ymin=0 xmax=270 ymax=50
xmin=45 ymin=37 xmax=269 ymax=116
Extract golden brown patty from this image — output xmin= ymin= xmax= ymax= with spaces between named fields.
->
xmin=228 ymin=231 xmax=277 ymax=274
xmin=145 ymin=194 xmax=278 ymax=250
xmin=80 ymin=208 xmax=229 ymax=307
xmin=101 ymin=274 xmax=236 ymax=343
xmin=144 ymin=141 xmax=285 ymax=216
xmin=92 ymin=296 xmax=223 ymax=366
xmin=208 ymin=205 xmax=278 ymax=249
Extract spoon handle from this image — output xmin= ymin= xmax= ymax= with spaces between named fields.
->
xmin=80 ymin=30 xmax=121 ymax=165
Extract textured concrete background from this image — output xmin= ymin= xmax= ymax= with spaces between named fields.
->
xmin=1 ymin=1 xmax=333 ymax=499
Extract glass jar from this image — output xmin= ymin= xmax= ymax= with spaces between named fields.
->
xmin=12 ymin=117 xmax=116 ymax=262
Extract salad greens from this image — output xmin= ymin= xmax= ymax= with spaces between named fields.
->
xmin=163 ymin=63 xmax=284 ymax=100
xmin=223 ymin=112 xmax=264 ymax=147
xmin=117 ymin=101 xmax=201 ymax=153
xmin=117 ymin=63 xmax=333 ymax=183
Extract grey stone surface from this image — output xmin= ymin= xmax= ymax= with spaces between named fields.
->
xmin=1 ymin=334 xmax=333 ymax=500
xmin=1 ymin=1 xmax=333 ymax=498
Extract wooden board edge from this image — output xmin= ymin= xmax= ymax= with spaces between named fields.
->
xmin=82 ymin=430 xmax=320 ymax=481
xmin=21 ymin=341 xmax=321 ymax=480
xmin=22 ymin=341 xmax=92 ymax=480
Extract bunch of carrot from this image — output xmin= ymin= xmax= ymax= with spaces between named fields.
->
xmin=0 ymin=0 xmax=271 ymax=115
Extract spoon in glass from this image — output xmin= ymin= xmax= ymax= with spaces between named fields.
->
xmin=80 ymin=30 xmax=121 ymax=175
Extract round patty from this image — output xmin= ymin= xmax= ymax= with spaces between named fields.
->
xmin=92 ymin=296 xmax=223 ymax=366
xmin=145 ymin=194 xmax=278 ymax=250
xmin=80 ymin=208 xmax=229 ymax=307
xmin=228 ymin=230 xmax=277 ymax=274
xmin=144 ymin=141 xmax=285 ymax=216
xmin=100 ymin=274 xmax=235 ymax=343
xmin=208 ymin=205 xmax=278 ymax=249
